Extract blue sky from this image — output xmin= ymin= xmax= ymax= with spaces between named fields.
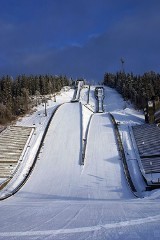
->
xmin=0 ymin=0 xmax=160 ymax=80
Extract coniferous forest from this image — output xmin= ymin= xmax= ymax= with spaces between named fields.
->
xmin=1 ymin=71 xmax=160 ymax=125
xmin=0 ymin=75 xmax=70 ymax=124
xmin=103 ymin=71 xmax=160 ymax=112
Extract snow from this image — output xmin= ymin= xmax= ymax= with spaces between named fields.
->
xmin=0 ymin=85 xmax=160 ymax=239
xmin=79 ymin=85 xmax=89 ymax=104
xmin=87 ymin=86 xmax=97 ymax=112
xmin=82 ymin=105 xmax=92 ymax=140
xmin=0 ymin=178 xmax=7 ymax=184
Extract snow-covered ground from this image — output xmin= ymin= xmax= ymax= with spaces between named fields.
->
xmin=0 ymin=86 xmax=160 ymax=239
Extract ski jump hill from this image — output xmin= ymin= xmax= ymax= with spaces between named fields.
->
xmin=0 ymin=85 xmax=160 ymax=240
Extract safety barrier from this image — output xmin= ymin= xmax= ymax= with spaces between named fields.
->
xmin=109 ymin=113 xmax=138 ymax=197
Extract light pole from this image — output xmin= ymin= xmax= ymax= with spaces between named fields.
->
xmin=120 ymin=58 xmax=125 ymax=72
xmin=87 ymin=85 xmax=90 ymax=104
xmin=43 ymin=97 xmax=47 ymax=116
xmin=53 ymin=94 xmax=56 ymax=102
xmin=150 ymin=161 xmax=153 ymax=182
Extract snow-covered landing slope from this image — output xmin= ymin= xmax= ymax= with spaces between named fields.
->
xmin=82 ymin=113 xmax=133 ymax=200
xmin=1 ymin=87 xmax=160 ymax=240
xmin=13 ymin=103 xmax=132 ymax=201
xmin=15 ymin=103 xmax=82 ymax=200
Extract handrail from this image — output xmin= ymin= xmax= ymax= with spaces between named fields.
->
xmin=83 ymin=104 xmax=94 ymax=113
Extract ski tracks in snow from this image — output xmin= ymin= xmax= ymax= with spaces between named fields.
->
xmin=0 ymin=213 xmax=160 ymax=238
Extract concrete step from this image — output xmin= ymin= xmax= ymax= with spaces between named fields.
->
xmin=0 ymin=165 xmax=16 ymax=169
xmin=0 ymin=136 xmax=29 ymax=141
xmin=0 ymin=174 xmax=12 ymax=178
xmin=0 ymin=147 xmax=23 ymax=151
xmin=0 ymin=149 xmax=21 ymax=153
xmin=0 ymin=142 xmax=25 ymax=147
xmin=0 ymin=158 xmax=19 ymax=162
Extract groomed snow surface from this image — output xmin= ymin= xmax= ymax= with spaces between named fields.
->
xmin=0 ymin=86 xmax=160 ymax=239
